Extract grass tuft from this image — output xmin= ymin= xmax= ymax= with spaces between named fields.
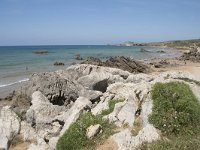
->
xmin=56 ymin=99 xmax=123 ymax=150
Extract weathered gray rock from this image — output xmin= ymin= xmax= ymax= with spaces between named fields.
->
xmin=86 ymin=124 xmax=102 ymax=139
xmin=78 ymin=72 xmax=110 ymax=92
xmin=112 ymin=124 xmax=160 ymax=150
xmin=91 ymin=93 xmax=115 ymax=115
xmin=23 ymin=72 xmax=82 ymax=106
xmin=0 ymin=106 xmax=20 ymax=149
xmin=0 ymin=135 xmax=8 ymax=150
xmin=20 ymin=121 xmax=37 ymax=141
xmin=26 ymin=91 xmax=65 ymax=130
xmin=57 ymin=64 xmax=130 ymax=83
xmin=59 ymin=97 xmax=92 ymax=135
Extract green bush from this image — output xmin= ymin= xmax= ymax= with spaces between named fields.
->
xmin=149 ymin=82 xmax=200 ymax=136
xmin=56 ymin=99 xmax=122 ymax=150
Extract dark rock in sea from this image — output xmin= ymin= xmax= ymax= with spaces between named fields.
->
xmin=140 ymin=48 xmax=149 ymax=52
xmin=81 ymin=56 xmax=150 ymax=73
xmin=33 ymin=50 xmax=49 ymax=54
xmin=156 ymin=50 xmax=166 ymax=53
xmin=71 ymin=62 xmax=76 ymax=65
xmin=54 ymin=61 xmax=65 ymax=66
xmin=75 ymin=53 xmax=83 ymax=60
xmin=81 ymin=57 xmax=102 ymax=66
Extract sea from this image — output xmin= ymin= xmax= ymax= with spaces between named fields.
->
xmin=0 ymin=45 xmax=180 ymax=90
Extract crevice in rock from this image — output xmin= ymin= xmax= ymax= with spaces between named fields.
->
xmin=92 ymin=79 xmax=108 ymax=93
xmin=52 ymin=119 xmax=65 ymax=126
xmin=44 ymin=137 xmax=49 ymax=143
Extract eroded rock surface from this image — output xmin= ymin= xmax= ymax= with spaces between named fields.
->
xmin=1 ymin=64 xmax=200 ymax=150
xmin=0 ymin=106 xmax=20 ymax=150
xmin=81 ymin=56 xmax=151 ymax=73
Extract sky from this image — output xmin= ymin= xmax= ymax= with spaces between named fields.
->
xmin=0 ymin=0 xmax=200 ymax=45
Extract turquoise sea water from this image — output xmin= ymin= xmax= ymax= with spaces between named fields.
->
xmin=0 ymin=45 xmax=179 ymax=88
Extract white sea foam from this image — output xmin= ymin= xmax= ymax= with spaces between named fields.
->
xmin=0 ymin=78 xmax=29 ymax=88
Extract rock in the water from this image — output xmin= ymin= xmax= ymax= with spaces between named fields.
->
xmin=86 ymin=124 xmax=102 ymax=139
xmin=75 ymin=53 xmax=83 ymax=60
xmin=54 ymin=61 xmax=65 ymax=66
xmin=140 ymin=48 xmax=149 ymax=52
xmin=32 ymin=50 xmax=48 ymax=54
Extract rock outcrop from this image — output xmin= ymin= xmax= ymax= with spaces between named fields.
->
xmin=81 ymin=56 xmax=150 ymax=73
xmin=1 ymin=64 xmax=200 ymax=150
xmin=180 ymin=48 xmax=200 ymax=62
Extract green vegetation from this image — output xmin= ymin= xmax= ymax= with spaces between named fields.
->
xmin=165 ymin=39 xmax=200 ymax=48
xmin=100 ymin=99 xmax=124 ymax=117
xmin=140 ymin=82 xmax=200 ymax=150
xmin=56 ymin=99 xmax=123 ymax=150
xmin=146 ymin=39 xmax=200 ymax=48
xmin=139 ymin=135 xmax=200 ymax=150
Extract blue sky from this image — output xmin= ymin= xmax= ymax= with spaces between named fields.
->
xmin=0 ymin=0 xmax=200 ymax=45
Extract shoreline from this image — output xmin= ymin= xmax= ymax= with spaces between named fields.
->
xmin=1 ymin=48 xmax=200 ymax=150
xmin=0 ymin=46 xmax=195 ymax=99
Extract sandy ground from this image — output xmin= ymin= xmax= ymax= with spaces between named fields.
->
xmin=152 ymin=59 xmax=200 ymax=77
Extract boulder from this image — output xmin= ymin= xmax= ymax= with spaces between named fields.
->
xmin=0 ymin=135 xmax=8 ymax=150
xmin=20 ymin=121 xmax=37 ymax=141
xmin=0 ymin=106 xmax=20 ymax=150
xmin=86 ymin=124 xmax=102 ymax=139
xmin=103 ymin=98 xmax=137 ymax=127
xmin=58 ymin=64 xmax=130 ymax=82
xmin=59 ymin=97 xmax=92 ymax=135
xmin=75 ymin=53 xmax=83 ymax=60
xmin=26 ymin=91 xmax=65 ymax=130
xmin=23 ymin=73 xmax=82 ymax=106
xmin=77 ymin=72 xmax=109 ymax=92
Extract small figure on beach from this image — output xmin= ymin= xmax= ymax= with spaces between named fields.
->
xmin=26 ymin=66 xmax=28 ymax=70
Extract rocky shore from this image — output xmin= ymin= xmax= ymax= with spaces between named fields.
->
xmin=0 ymin=53 xmax=200 ymax=150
